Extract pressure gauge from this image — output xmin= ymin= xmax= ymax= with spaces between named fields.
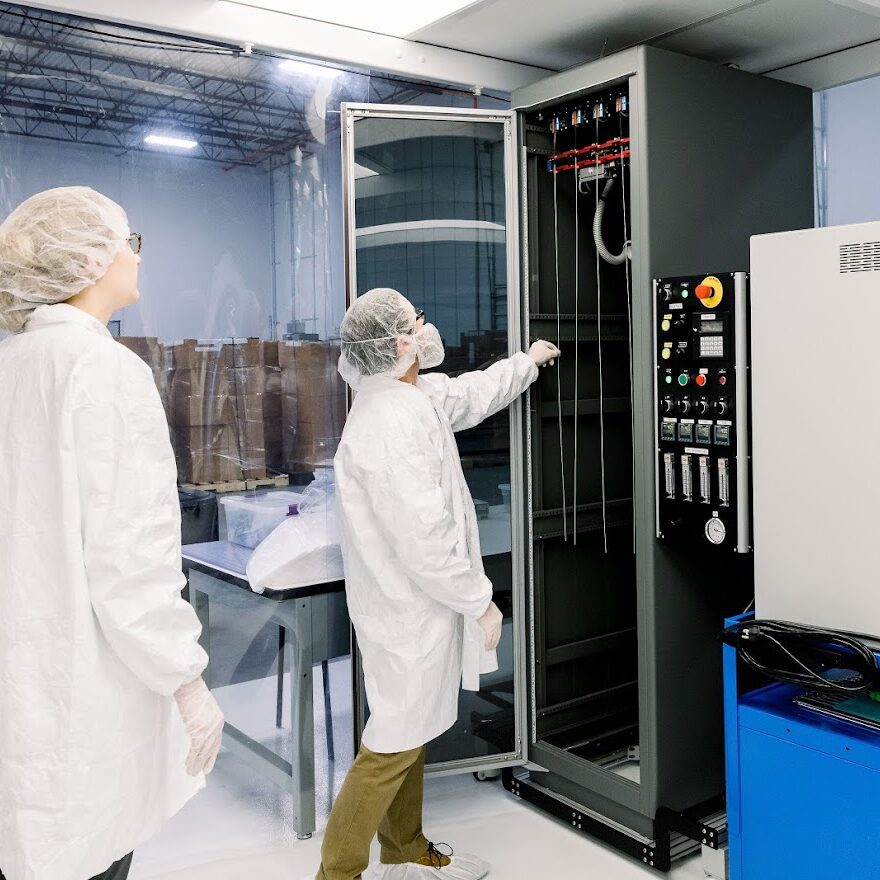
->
xmin=705 ymin=517 xmax=726 ymax=545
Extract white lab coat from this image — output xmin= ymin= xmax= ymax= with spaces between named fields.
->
xmin=0 ymin=304 xmax=208 ymax=880
xmin=334 ymin=352 xmax=538 ymax=753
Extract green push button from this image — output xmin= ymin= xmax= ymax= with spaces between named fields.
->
xmin=681 ymin=289 xmax=689 ymax=298
xmin=678 ymin=373 xmax=689 ymax=386
xmin=664 ymin=375 xmax=672 ymax=384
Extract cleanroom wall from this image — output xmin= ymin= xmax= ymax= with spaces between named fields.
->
xmin=815 ymin=73 xmax=880 ymax=228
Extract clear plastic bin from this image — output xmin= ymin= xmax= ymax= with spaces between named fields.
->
xmin=218 ymin=490 xmax=304 ymax=549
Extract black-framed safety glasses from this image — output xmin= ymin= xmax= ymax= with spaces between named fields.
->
xmin=127 ymin=232 xmax=143 ymax=255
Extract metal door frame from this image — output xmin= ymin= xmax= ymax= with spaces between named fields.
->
xmin=341 ymin=102 xmax=528 ymax=775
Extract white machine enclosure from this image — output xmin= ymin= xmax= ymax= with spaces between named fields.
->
xmin=751 ymin=221 xmax=880 ymax=637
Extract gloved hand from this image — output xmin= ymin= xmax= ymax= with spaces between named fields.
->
xmin=477 ymin=601 xmax=503 ymax=651
xmin=529 ymin=340 xmax=561 ymax=367
xmin=174 ymin=676 xmax=224 ymax=776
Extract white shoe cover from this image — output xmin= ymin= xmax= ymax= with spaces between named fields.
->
xmin=363 ymin=853 xmax=490 ymax=880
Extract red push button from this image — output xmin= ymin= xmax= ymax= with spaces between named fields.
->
xmin=696 ymin=284 xmax=713 ymax=300
xmin=695 ymin=374 xmax=707 ymax=387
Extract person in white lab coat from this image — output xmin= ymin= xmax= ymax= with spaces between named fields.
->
xmin=0 ymin=187 xmax=224 ymax=880
xmin=317 ymin=289 xmax=560 ymax=880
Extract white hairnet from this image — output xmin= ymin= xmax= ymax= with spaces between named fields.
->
xmin=0 ymin=186 xmax=130 ymax=332
xmin=338 ymin=288 xmax=419 ymax=387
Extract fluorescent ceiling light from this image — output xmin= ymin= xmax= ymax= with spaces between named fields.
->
xmin=234 ymin=1 xmax=478 ymax=39
xmin=278 ymin=58 xmax=342 ymax=78
xmin=144 ymin=134 xmax=198 ymax=149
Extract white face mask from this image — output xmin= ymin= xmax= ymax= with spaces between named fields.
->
xmin=415 ymin=323 xmax=445 ymax=369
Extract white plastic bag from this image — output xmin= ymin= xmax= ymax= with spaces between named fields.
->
xmin=245 ymin=469 xmax=344 ymax=593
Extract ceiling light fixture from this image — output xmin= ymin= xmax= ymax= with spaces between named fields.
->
xmin=144 ymin=134 xmax=199 ymax=149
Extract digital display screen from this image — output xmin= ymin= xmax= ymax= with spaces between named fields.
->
xmin=699 ymin=321 xmax=723 ymax=334
xmin=714 ymin=425 xmax=731 ymax=446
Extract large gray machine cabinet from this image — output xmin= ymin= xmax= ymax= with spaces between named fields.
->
xmin=505 ymin=45 xmax=814 ymax=866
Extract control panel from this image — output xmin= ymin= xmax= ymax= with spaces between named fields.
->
xmin=654 ymin=272 xmax=750 ymax=552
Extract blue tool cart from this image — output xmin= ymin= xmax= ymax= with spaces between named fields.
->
xmin=724 ymin=614 xmax=880 ymax=879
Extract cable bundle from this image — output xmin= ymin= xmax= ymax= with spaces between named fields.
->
xmin=723 ymin=619 xmax=880 ymax=694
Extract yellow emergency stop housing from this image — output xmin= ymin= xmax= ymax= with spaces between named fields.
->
xmin=697 ymin=275 xmax=724 ymax=309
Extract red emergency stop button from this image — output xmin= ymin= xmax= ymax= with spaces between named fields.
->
xmin=696 ymin=284 xmax=713 ymax=300
xmin=695 ymin=374 xmax=707 ymax=387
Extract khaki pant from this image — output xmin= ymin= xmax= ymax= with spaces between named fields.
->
xmin=316 ymin=744 xmax=429 ymax=880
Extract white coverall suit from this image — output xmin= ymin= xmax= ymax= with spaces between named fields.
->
xmin=334 ymin=351 xmax=538 ymax=754
xmin=0 ymin=304 xmax=208 ymax=880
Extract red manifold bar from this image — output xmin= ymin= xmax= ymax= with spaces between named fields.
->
xmin=548 ymin=136 xmax=631 ymax=163
xmin=552 ymin=149 xmax=631 ymax=174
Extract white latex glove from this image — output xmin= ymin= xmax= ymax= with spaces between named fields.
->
xmin=174 ymin=676 xmax=225 ymax=776
xmin=477 ymin=601 xmax=503 ymax=651
xmin=529 ymin=340 xmax=561 ymax=367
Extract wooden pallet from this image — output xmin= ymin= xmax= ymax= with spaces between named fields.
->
xmin=180 ymin=474 xmax=290 ymax=494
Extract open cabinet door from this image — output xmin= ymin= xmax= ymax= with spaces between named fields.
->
xmin=341 ymin=103 xmax=528 ymax=775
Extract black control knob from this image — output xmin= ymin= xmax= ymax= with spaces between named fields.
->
xmin=663 ymin=287 xmax=674 ymax=302
xmin=661 ymin=396 xmax=674 ymax=415
xmin=673 ymin=316 xmax=687 ymax=330
xmin=714 ymin=398 xmax=730 ymax=416
xmin=673 ymin=343 xmax=688 ymax=359
xmin=677 ymin=398 xmax=692 ymax=415
xmin=696 ymin=398 xmax=710 ymax=416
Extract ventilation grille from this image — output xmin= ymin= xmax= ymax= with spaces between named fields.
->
xmin=840 ymin=241 xmax=880 ymax=273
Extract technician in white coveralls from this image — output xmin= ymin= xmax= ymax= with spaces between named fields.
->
xmin=317 ymin=288 xmax=560 ymax=880
xmin=0 ymin=187 xmax=224 ymax=880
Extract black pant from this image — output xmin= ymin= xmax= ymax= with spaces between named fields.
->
xmin=0 ymin=852 xmax=132 ymax=880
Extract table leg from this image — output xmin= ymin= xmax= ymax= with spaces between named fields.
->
xmin=287 ymin=599 xmax=315 ymax=840
xmin=190 ymin=581 xmax=211 ymax=688
xmin=276 ymin=626 xmax=286 ymax=729
xmin=322 ymin=660 xmax=335 ymax=763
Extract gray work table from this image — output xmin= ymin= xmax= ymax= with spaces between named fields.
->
xmin=182 ymin=540 xmax=349 ymax=840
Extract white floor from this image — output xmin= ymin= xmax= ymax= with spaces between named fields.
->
xmin=129 ymin=660 xmax=712 ymax=880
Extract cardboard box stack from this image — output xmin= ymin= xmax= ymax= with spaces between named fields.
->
xmin=262 ymin=342 xmax=285 ymax=476
xmin=117 ymin=336 xmax=168 ymax=408
xmin=166 ymin=338 xmax=268 ymax=484
xmin=278 ymin=340 xmax=347 ymax=474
